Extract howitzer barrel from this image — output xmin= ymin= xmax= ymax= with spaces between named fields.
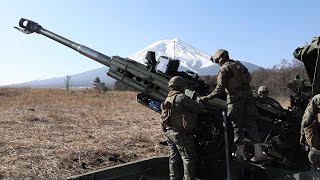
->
xmin=15 ymin=18 xmax=233 ymax=112
xmin=16 ymin=18 xmax=171 ymax=103
xmin=16 ymin=18 xmax=112 ymax=67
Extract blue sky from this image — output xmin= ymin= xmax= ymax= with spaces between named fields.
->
xmin=1 ymin=0 xmax=319 ymax=85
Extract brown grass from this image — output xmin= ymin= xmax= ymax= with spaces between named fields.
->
xmin=0 ymin=88 xmax=291 ymax=179
xmin=274 ymin=96 xmax=290 ymax=109
xmin=0 ymin=88 xmax=167 ymax=179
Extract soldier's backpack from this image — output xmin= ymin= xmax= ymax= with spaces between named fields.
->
xmin=160 ymin=95 xmax=177 ymax=132
xmin=230 ymin=61 xmax=251 ymax=85
xmin=225 ymin=61 xmax=252 ymax=94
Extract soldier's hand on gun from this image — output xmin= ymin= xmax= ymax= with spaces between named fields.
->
xmin=299 ymin=134 xmax=306 ymax=145
xmin=198 ymin=96 xmax=209 ymax=103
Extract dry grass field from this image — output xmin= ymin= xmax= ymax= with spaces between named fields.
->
xmin=0 ymin=88 xmax=167 ymax=180
xmin=0 ymin=88 xmax=291 ymax=180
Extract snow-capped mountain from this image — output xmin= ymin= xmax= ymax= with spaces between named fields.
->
xmin=5 ymin=38 xmax=262 ymax=88
xmin=129 ymin=38 xmax=214 ymax=73
xmin=129 ymin=38 xmax=261 ymax=75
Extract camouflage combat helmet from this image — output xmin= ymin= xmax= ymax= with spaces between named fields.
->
xmin=210 ymin=49 xmax=229 ymax=63
xmin=168 ymin=76 xmax=186 ymax=87
xmin=258 ymin=86 xmax=269 ymax=95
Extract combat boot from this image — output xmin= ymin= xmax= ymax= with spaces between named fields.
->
xmin=234 ymin=144 xmax=247 ymax=162
xmin=251 ymin=143 xmax=267 ymax=162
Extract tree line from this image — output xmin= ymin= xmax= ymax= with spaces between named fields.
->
xmin=251 ymin=59 xmax=308 ymax=97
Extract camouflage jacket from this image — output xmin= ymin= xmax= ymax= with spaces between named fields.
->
xmin=207 ymin=60 xmax=252 ymax=103
xmin=162 ymin=90 xmax=204 ymax=132
xmin=300 ymin=94 xmax=320 ymax=136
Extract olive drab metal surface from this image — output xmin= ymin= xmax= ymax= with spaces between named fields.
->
xmin=294 ymin=36 xmax=320 ymax=96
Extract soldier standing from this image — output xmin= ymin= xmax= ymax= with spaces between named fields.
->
xmin=300 ymin=94 xmax=320 ymax=179
xmin=287 ymin=74 xmax=310 ymax=112
xmin=161 ymin=76 xmax=204 ymax=180
xmin=198 ymin=49 xmax=267 ymax=162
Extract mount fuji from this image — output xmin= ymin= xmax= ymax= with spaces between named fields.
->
xmin=6 ymin=38 xmax=262 ymax=88
xmin=129 ymin=38 xmax=213 ymax=74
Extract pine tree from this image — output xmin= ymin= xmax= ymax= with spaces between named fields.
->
xmin=93 ymin=77 xmax=108 ymax=93
xmin=93 ymin=77 xmax=102 ymax=89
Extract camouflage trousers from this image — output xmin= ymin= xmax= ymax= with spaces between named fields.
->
xmin=309 ymin=147 xmax=320 ymax=179
xmin=165 ymin=128 xmax=196 ymax=180
xmin=227 ymin=98 xmax=261 ymax=145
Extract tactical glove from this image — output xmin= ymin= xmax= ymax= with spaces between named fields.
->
xmin=198 ymin=96 xmax=209 ymax=103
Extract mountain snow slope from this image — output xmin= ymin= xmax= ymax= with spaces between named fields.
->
xmin=129 ymin=38 xmax=261 ymax=75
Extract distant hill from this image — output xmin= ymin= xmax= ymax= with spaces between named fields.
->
xmin=9 ymin=67 xmax=114 ymax=88
xmin=5 ymin=38 xmax=262 ymax=88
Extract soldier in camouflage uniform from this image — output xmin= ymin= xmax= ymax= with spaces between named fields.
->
xmin=287 ymin=74 xmax=310 ymax=112
xmin=288 ymin=74 xmax=306 ymax=91
xmin=300 ymin=94 xmax=320 ymax=179
xmin=161 ymin=76 xmax=204 ymax=180
xmin=255 ymin=86 xmax=284 ymax=111
xmin=198 ymin=49 xmax=267 ymax=162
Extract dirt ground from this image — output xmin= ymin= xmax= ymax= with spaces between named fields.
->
xmin=0 ymin=88 xmax=167 ymax=180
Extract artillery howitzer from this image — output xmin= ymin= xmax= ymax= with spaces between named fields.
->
xmin=16 ymin=18 xmax=315 ymax=179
